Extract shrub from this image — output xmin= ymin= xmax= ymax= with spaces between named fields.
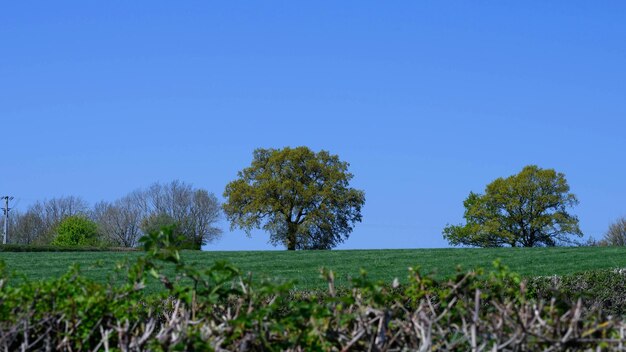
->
xmin=140 ymin=214 xmax=197 ymax=249
xmin=51 ymin=215 xmax=100 ymax=246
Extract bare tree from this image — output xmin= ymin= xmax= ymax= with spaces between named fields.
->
xmin=42 ymin=196 xmax=89 ymax=225
xmin=186 ymin=189 xmax=222 ymax=248
xmin=19 ymin=211 xmax=45 ymax=244
xmin=9 ymin=183 xmax=221 ymax=249
xmin=8 ymin=210 xmax=37 ymax=244
xmin=93 ymin=192 xmax=145 ymax=247
xmin=9 ymin=196 xmax=89 ymax=245
xmin=142 ymin=181 xmax=222 ymax=249
xmin=603 ymin=216 xmax=626 ymax=246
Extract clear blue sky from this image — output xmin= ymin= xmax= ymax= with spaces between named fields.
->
xmin=2 ymin=2 xmax=625 ymax=250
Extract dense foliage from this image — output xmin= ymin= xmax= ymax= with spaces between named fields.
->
xmin=1 ymin=229 xmax=626 ymax=351
xmin=51 ymin=215 xmax=100 ymax=246
xmin=443 ymin=165 xmax=583 ymax=247
xmin=223 ymin=146 xmax=365 ymax=250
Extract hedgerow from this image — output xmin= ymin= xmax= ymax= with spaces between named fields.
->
xmin=0 ymin=244 xmax=137 ymax=252
xmin=1 ymin=229 xmax=625 ymax=351
xmin=528 ymin=269 xmax=626 ymax=317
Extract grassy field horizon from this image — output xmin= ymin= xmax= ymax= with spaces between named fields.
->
xmin=2 ymin=246 xmax=626 ymax=290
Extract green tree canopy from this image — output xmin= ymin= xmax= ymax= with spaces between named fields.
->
xmin=51 ymin=215 xmax=100 ymax=247
xmin=223 ymin=146 xmax=365 ymax=250
xmin=443 ymin=165 xmax=583 ymax=247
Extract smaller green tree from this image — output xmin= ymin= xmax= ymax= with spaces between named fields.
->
xmin=51 ymin=215 xmax=100 ymax=246
xmin=443 ymin=165 xmax=583 ymax=247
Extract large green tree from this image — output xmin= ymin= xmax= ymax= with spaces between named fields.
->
xmin=443 ymin=165 xmax=583 ymax=247
xmin=223 ymin=146 xmax=365 ymax=250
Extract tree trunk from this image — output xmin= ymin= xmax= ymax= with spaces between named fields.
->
xmin=286 ymin=222 xmax=297 ymax=250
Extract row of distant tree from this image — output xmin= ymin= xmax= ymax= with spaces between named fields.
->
xmin=3 ymin=147 xmax=625 ymax=250
xmin=4 ymin=146 xmax=366 ymax=251
xmin=6 ymin=180 xmax=222 ymax=249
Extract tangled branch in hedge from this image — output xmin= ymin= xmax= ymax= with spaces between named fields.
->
xmin=1 ymin=229 xmax=625 ymax=351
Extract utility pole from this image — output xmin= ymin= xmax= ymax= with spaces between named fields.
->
xmin=2 ymin=196 xmax=13 ymax=245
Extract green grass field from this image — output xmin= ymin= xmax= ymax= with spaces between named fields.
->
xmin=2 ymin=246 xmax=626 ymax=290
